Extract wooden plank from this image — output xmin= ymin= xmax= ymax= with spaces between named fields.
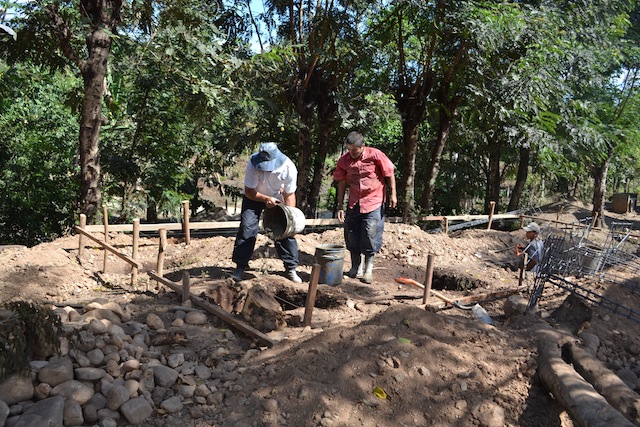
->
xmin=74 ymin=226 xmax=142 ymax=270
xmin=148 ymin=271 xmax=275 ymax=347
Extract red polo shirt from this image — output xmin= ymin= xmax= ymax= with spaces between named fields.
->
xmin=333 ymin=147 xmax=395 ymax=214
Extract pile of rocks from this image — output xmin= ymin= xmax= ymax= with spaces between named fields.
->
xmin=0 ymin=298 xmax=254 ymax=427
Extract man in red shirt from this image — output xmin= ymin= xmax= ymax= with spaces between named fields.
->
xmin=333 ymin=131 xmax=397 ymax=283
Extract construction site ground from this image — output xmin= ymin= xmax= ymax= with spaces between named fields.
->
xmin=1 ymin=199 xmax=639 ymax=427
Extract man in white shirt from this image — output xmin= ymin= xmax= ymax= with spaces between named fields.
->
xmin=230 ymin=143 xmax=302 ymax=283
xmin=515 ymin=222 xmax=544 ymax=272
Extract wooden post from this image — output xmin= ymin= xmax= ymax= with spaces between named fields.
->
xmin=303 ymin=264 xmax=321 ymax=327
xmin=518 ymin=253 xmax=528 ymax=287
xmin=557 ymin=205 xmax=564 ymax=221
xmin=182 ymin=200 xmax=191 ymax=245
xmin=487 ymin=201 xmax=496 ymax=230
xmin=422 ymin=254 xmax=435 ymax=305
xmin=590 ymin=212 xmax=599 ymax=230
xmin=102 ymin=205 xmax=109 ymax=273
xmin=182 ymin=271 xmax=190 ymax=303
xmin=155 ymin=228 xmax=167 ymax=291
xmin=519 ymin=215 xmax=524 ymax=228
xmin=443 ymin=217 xmax=449 ymax=234
xmin=78 ymin=214 xmax=86 ymax=263
xmin=131 ymin=218 xmax=140 ymax=288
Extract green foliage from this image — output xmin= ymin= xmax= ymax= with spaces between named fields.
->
xmin=0 ymin=63 xmax=80 ymax=245
xmin=0 ymin=301 xmax=63 ymax=381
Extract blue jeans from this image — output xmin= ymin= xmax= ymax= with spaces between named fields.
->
xmin=232 ymin=196 xmax=299 ymax=271
xmin=344 ymin=204 xmax=384 ymax=260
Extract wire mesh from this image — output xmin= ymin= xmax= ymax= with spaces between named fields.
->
xmin=527 ymin=221 xmax=640 ymax=323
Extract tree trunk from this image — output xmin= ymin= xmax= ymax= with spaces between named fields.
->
xmin=485 ymin=139 xmax=502 ymax=213
xmin=308 ymin=79 xmax=337 ymax=217
xmin=399 ymin=119 xmax=420 ymax=221
xmin=508 ymin=146 xmax=531 ymax=211
xmin=296 ymin=108 xmax=314 ymax=214
xmin=592 ymin=149 xmax=613 ymax=227
xmin=79 ymin=29 xmax=111 ymax=221
xmin=420 ymin=95 xmax=459 ymax=213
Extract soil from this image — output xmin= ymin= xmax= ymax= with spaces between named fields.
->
xmin=1 ymin=199 xmax=640 ymax=427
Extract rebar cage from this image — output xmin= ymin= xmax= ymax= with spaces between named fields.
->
xmin=527 ymin=219 xmax=640 ymax=324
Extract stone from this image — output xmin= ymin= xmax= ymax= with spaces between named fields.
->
xmin=194 ymin=365 xmax=212 ymax=380
xmin=122 ymin=359 xmax=141 ymax=373
xmin=74 ymin=367 xmax=106 ymax=381
xmin=0 ymin=374 xmax=34 ymax=406
xmin=34 ymin=382 xmax=52 ymax=400
xmin=106 ymin=384 xmax=130 ymax=411
xmin=160 ymin=396 xmax=183 ymax=413
xmin=86 ymin=348 xmax=105 ymax=366
xmin=153 ymin=365 xmax=179 ymax=388
xmin=146 ymin=313 xmax=165 ymax=330
xmin=0 ymin=399 xmax=9 ymax=427
xmin=83 ymin=308 xmax=121 ymax=325
xmin=83 ymin=393 xmax=107 ymax=424
xmin=38 ymin=358 xmax=74 ymax=387
xmin=120 ymin=397 xmax=153 ymax=425
xmin=185 ymin=311 xmax=208 ymax=325
xmin=167 ymin=353 xmax=185 ymax=368
xmin=50 ymin=380 xmax=94 ymax=405
xmin=63 ymin=398 xmax=84 ymax=427
xmin=18 ymin=395 xmax=64 ymax=427
xmin=87 ymin=319 xmax=108 ymax=335
xmin=503 ymin=296 xmax=529 ymax=317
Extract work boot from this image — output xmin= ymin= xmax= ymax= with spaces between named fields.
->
xmin=361 ymin=255 xmax=374 ymax=284
xmin=286 ymin=269 xmax=303 ymax=283
xmin=229 ymin=266 xmax=245 ymax=282
xmin=345 ymin=253 xmax=363 ymax=278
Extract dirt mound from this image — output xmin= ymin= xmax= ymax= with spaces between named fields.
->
xmin=1 ymin=208 xmax=639 ymax=426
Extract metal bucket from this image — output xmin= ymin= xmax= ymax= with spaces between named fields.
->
xmin=315 ymin=244 xmax=345 ymax=286
xmin=262 ymin=204 xmax=306 ymax=241
xmin=580 ymin=245 xmax=603 ymax=274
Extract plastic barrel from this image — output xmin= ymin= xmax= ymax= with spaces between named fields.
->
xmin=315 ymin=244 xmax=345 ymax=285
xmin=262 ymin=204 xmax=306 ymax=240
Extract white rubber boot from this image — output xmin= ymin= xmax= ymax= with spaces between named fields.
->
xmin=362 ymin=255 xmax=374 ymax=284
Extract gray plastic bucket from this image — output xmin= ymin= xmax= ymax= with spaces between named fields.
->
xmin=262 ymin=204 xmax=306 ymax=241
xmin=315 ymin=244 xmax=345 ymax=285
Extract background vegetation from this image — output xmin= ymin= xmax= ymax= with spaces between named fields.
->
xmin=1 ymin=0 xmax=640 ymax=246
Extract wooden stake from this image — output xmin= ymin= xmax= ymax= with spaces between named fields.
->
xmin=518 ymin=253 xmax=528 ymax=287
xmin=422 ymin=254 xmax=435 ymax=305
xmin=303 ymin=264 xmax=321 ymax=327
xmin=155 ymin=228 xmax=167 ymax=291
xmin=102 ymin=205 xmax=109 ymax=273
xmin=182 ymin=200 xmax=191 ymax=245
xmin=443 ymin=217 xmax=449 ymax=234
xmin=78 ymin=214 xmax=86 ymax=263
xmin=487 ymin=201 xmax=496 ymax=230
xmin=182 ymin=271 xmax=190 ymax=304
xmin=131 ymin=218 xmax=140 ymax=288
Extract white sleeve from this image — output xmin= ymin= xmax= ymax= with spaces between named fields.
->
xmin=282 ymin=160 xmax=298 ymax=194
xmin=244 ymin=162 xmax=259 ymax=189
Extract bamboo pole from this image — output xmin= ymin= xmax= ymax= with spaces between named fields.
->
xmin=182 ymin=200 xmax=191 ymax=245
xmin=102 ymin=205 xmax=109 ymax=273
xmin=422 ymin=254 xmax=435 ymax=305
xmin=74 ymin=227 xmax=142 ymax=270
xmin=303 ymin=264 xmax=321 ymax=327
xmin=182 ymin=271 xmax=190 ymax=304
xmin=78 ymin=214 xmax=86 ymax=263
xmin=487 ymin=201 xmax=496 ymax=230
xmin=131 ymin=219 xmax=140 ymax=287
xmin=156 ymin=228 xmax=167 ymax=277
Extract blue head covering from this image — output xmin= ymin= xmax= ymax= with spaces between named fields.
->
xmin=250 ymin=143 xmax=287 ymax=171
